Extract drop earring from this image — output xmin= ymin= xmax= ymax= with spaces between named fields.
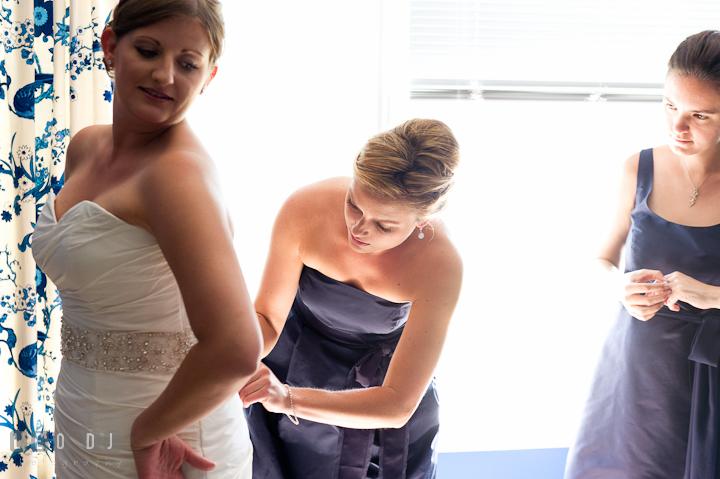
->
xmin=418 ymin=227 xmax=425 ymax=240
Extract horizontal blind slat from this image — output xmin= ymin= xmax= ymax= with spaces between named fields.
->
xmin=407 ymin=0 xmax=720 ymax=98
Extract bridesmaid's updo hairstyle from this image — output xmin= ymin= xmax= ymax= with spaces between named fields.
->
xmin=104 ymin=0 xmax=224 ymax=77
xmin=668 ymin=30 xmax=720 ymax=87
xmin=353 ymin=119 xmax=460 ymax=220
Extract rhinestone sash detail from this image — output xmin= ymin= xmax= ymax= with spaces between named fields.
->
xmin=61 ymin=322 xmax=197 ymax=373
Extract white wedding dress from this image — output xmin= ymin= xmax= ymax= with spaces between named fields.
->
xmin=33 ymin=192 xmax=252 ymax=478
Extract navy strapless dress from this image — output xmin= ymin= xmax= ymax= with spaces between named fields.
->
xmin=246 ymin=266 xmax=440 ymax=479
xmin=565 ymin=149 xmax=720 ymax=479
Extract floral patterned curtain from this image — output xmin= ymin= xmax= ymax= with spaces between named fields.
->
xmin=0 ymin=0 xmax=115 ymax=477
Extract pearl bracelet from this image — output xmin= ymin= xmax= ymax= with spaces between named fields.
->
xmin=284 ymin=384 xmax=299 ymax=425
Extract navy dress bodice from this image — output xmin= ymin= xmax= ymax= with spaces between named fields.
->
xmin=246 ymin=266 xmax=439 ymax=479
xmin=626 ymin=149 xmax=720 ymax=286
xmin=565 ymin=149 xmax=720 ymax=479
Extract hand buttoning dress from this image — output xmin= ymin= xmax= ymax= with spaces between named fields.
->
xmin=32 ymin=192 xmax=253 ymax=479
xmin=245 ymin=266 xmax=440 ymax=479
xmin=565 ymin=149 xmax=720 ymax=479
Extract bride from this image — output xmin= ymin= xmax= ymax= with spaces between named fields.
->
xmin=32 ymin=0 xmax=262 ymax=477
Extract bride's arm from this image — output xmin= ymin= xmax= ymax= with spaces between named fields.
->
xmin=130 ymin=151 xmax=262 ymax=450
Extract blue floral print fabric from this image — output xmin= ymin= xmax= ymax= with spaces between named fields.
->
xmin=0 ymin=1 xmax=114 ymax=477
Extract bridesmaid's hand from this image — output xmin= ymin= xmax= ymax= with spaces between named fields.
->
xmin=620 ymin=269 xmax=671 ymax=321
xmin=133 ymin=434 xmax=215 ymax=479
xmin=239 ymin=363 xmax=290 ymax=414
xmin=663 ymin=271 xmax=720 ymax=312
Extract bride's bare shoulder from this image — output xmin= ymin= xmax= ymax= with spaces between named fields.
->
xmin=65 ymin=125 xmax=111 ymax=177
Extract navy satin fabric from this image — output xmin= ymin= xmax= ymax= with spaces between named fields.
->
xmin=246 ymin=266 xmax=440 ymax=479
xmin=565 ymin=149 xmax=720 ymax=479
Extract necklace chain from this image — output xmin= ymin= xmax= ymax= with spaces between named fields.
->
xmin=680 ymin=159 xmax=711 ymax=207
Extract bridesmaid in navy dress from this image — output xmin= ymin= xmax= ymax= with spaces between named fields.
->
xmin=566 ymin=31 xmax=720 ymax=479
xmin=240 ymin=119 xmax=462 ymax=479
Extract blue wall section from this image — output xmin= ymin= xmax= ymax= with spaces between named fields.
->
xmin=438 ymin=448 xmax=569 ymax=479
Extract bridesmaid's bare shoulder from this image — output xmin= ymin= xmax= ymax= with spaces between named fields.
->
xmin=281 ymin=176 xmax=349 ymax=223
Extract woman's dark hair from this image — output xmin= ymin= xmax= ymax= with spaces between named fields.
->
xmin=669 ymin=30 xmax=720 ymax=86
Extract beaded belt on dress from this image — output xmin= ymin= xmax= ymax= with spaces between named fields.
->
xmin=61 ymin=322 xmax=197 ymax=372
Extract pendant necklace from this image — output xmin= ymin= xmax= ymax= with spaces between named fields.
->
xmin=680 ymin=159 xmax=711 ymax=207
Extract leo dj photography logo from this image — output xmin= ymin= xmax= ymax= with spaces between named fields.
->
xmin=9 ymin=430 xmax=121 ymax=452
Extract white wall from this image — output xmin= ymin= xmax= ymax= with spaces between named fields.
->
xmin=399 ymin=99 xmax=667 ymax=451
xmin=189 ymin=1 xmax=671 ymax=453
xmin=189 ymin=0 xmax=382 ymax=292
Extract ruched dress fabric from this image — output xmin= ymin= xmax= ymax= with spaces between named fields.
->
xmin=245 ymin=266 xmax=440 ymax=479
xmin=32 ymin=192 xmax=253 ymax=479
xmin=565 ymin=149 xmax=720 ymax=479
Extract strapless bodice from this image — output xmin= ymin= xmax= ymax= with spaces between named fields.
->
xmin=294 ymin=267 xmax=412 ymax=346
xmin=33 ymin=192 xmax=190 ymax=333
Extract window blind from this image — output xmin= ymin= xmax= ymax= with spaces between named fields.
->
xmin=409 ymin=0 xmax=720 ymax=100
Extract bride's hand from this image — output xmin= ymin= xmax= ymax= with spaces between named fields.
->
xmin=663 ymin=271 xmax=720 ymax=311
xmin=132 ymin=434 xmax=215 ymax=479
xmin=239 ymin=363 xmax=290 ymax=414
